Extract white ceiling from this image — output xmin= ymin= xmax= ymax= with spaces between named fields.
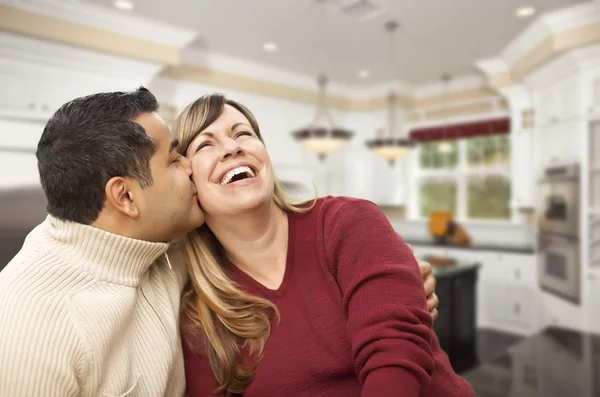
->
xmin=86 ymin=0 xmax=585 ymax=85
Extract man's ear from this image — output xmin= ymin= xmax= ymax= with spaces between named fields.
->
xmin=104 ymin=177 xmax=140 ymax=219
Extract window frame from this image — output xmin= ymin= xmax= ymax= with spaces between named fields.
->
xmin=408 ymin=136 xmax=514 ymax=224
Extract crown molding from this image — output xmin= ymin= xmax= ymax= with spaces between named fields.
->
xmin=182 ymin=47 xmax=418 ymax=100
xmin=5 ymin=0 xmax=198 ymax=48
xmin=502 ymin=2 xmax=600 ymax=66
xmin=475 ymin=57 xmax=510 ymax=76
xmin=0 ymin=31 xmax=163 ymax=82
xmin=412 ymin=74 xmax=487 ymax=99
xmin=542 ymin=1 xmax=600 ymax=33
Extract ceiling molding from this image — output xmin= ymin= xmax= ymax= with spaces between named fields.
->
xmin=478 ymin=2 xmax=600 ymax=89
xmin=159 ymin=63 xmax=497 ymax=113
xmin=0 ymin=3 xmax=498 ymax=114
xmin=0 ymin=4 xmax=182 ymax=65
xmin=0 ymin=31 xmax=163 ymax=82
xmin=5 ymin=0 xmax=198 ymax=48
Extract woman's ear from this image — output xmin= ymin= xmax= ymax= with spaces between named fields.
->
xmin=104 ymin=177 xmax=140 ymax=219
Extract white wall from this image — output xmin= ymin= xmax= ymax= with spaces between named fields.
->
xmin=0 ymin=31 xmax=539 ymax=249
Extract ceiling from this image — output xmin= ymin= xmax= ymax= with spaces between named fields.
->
xmin=83 ymin=0 xmax=585 ymax=85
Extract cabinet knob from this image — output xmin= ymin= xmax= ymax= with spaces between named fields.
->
xmin=514 ymin=303 xmax=521 ymax=314
xmin=515 ymin=269 xmax=521 ymax=279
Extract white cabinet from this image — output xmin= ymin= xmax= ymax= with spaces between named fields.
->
xmin=511 ymin=129 xmax=535 ymax=209
xmin=504 ymin=285 xmax=536 ymax=327
xmin=587 ymin=273 xmax=600 ymax=334
xmin=462 ymin=250 xmax=539 ymax=335
xmin=537 ymin=76 xmax=582 ymax=127
xmin=413 ymin=246 xmax=540 ymax=335
xmin=536 ymin=119 xmax=584 ymax=167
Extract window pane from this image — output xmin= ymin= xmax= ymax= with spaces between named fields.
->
xmin=419 ymin=142 xmax=433 ymax=168
xmin=467 ymin=175 xmax=511 ymax=220
xmin=419 ymin=179 xmax=457 ymax=217
xmin=467 ymin=134 xmax=510 ymax=167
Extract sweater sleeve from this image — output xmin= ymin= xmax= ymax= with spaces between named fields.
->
xmin=0 ymin=289 xmax=84 ymax=396
xmin=323 ymin=199 xmax=435 ymax=397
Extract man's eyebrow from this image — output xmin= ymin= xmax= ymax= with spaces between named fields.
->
xmin=169 ymin=139 xmax=180 ymax=153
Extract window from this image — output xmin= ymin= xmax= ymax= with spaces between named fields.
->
xmin=415 ymin=134 xmax=511 ymax=221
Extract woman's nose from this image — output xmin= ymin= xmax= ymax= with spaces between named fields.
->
xmin=219 ymin=138 xmax=242 ymax=159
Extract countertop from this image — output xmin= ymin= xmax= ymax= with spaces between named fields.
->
xmin=424 ymin=257 xmax=481 ymax=278
xmin=462 ymin=327 xmax=600 ymax=397
xmin=405 ymin=239 xmax=535 ymax=255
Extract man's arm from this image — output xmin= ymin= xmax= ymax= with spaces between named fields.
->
xmin=0 ymin=289 xmax=83 ymax=396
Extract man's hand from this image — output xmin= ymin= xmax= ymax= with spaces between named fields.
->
xmin=418 ymin=258 xmax=439 ymax=321
xmin=407 ymin=244 xmax=439 ymax=321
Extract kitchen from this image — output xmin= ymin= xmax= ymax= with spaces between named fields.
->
xmin=0 ymin=0 xmax=599 ymax=395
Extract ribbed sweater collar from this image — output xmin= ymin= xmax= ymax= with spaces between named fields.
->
xmin=42 ymin=215 xmax=170 ymax=286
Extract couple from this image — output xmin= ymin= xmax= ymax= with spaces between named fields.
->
xmin=0 ymin=87 xmax=474 ymax=397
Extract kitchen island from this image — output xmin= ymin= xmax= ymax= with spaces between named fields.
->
xmin=461 ymin=327 xmax=600 ymax=396
xmin=429 ymin=258 xmax=481 ymax=373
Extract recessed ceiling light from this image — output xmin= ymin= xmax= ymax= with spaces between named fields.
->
xmin=516 ymin=6 xmax=536 ymax=18
xmin=357 ymin=69 xmax=371 ymax=79
xmin=262 ymin=42 xmax=278 ymax=52
xmin=114 ymin=0 xmax=134 ymax=11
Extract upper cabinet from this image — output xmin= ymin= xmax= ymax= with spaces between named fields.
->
xmin=536 ymin=76 xmax=582 ymax=127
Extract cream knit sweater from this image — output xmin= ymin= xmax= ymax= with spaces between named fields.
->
xmin=0 ymin=215 xmax=188 ymax=397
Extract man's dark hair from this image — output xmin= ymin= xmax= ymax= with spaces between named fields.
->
xmin=36 ymin=86 xmax=159 ymax=224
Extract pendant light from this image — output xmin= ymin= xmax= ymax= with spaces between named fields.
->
xmin=366 ymin=20 xmax=415 ymax=166
xmin=291 ymin=74 xmax=354 ymax=161
xmin=291 ymin=0 xmax=354 ymax=161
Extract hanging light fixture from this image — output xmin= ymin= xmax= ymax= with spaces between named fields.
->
xmin=291 ymin=74 xmax=354 ymax=161
xmin=291 ymin=0 xmax=354 ymax=161
xmin=365 ymin=20 xmax=415 ymax=166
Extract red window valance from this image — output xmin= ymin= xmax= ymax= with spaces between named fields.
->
xmin=409 ymin=117 xmax=510 ymax=142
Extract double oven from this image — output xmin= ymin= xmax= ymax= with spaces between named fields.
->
xmin=537 ymin=163 xmax=581 ymax=304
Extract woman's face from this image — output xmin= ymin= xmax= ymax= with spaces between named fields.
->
xmin=185 ymin=104 xmax=275 ymax=219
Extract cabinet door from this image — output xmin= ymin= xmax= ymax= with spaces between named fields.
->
xmin=482 ymin=282 xmax=507 ymax=324
xmin=538 ymin=86 xmax=557 ymax=126
xmin=512 ymin=129 xmax=535 ymax=208
xmin=555 ymin=77 xmax=581 ymax=122
xmin=504 ymin=285 xmax=535 ymax=328
xmin=587 ymin=273 xmax=600 ymax=333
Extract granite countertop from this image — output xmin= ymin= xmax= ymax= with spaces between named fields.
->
xmin=462 ymin=327 xmax=600 ymax=397
xmin=405 ymin=239 xmax=535 ymax=255
xmin=422 ymin=257 xmax=481 ymax=278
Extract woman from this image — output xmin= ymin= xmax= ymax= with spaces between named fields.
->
xmin=173 ymin=93 xmax=474 ymax=397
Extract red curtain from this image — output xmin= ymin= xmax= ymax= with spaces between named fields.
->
xmin=409 ymin=117 xmax=510 ymax=142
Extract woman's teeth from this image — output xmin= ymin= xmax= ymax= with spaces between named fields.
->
xmin=220 ymin=166 xmax=255 ymax=185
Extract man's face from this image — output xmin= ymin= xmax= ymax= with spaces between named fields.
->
xmin=133 ymin=112 xmax=204 ymax=242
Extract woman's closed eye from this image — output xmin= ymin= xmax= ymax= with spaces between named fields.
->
xmin=195 ymin=141 xmax=213 ymax=153
xmin=235 ymin=131 xmax=253 ymax=139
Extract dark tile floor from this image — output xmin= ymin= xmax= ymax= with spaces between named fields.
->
xmin=453 ymin=328 xmax=525 ymax=375
xmin=461 ymin=327 xmax=600 ymax=397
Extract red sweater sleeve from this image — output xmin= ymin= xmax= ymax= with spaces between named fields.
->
xmin=323 ymin=199 xmax=435 ymax=397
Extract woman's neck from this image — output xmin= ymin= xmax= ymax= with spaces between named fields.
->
xmin=206 ymin=201 xmax=289 ymax=288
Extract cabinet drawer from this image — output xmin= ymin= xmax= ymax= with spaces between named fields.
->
xmin=491 ymin=253 xmax=537 ymax=286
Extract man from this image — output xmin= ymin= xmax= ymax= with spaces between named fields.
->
xmin=0 ymin=87 xmax=438 ymax=396
xmin=0 ymin=87 xmax=203 ymax=396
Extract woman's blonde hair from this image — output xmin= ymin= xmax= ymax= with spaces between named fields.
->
xmin=173 ymin=93 xmax=314 ymax=394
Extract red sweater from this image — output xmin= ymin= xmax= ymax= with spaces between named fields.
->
xmin=182 ymin=196 xmax=474 ymax=397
